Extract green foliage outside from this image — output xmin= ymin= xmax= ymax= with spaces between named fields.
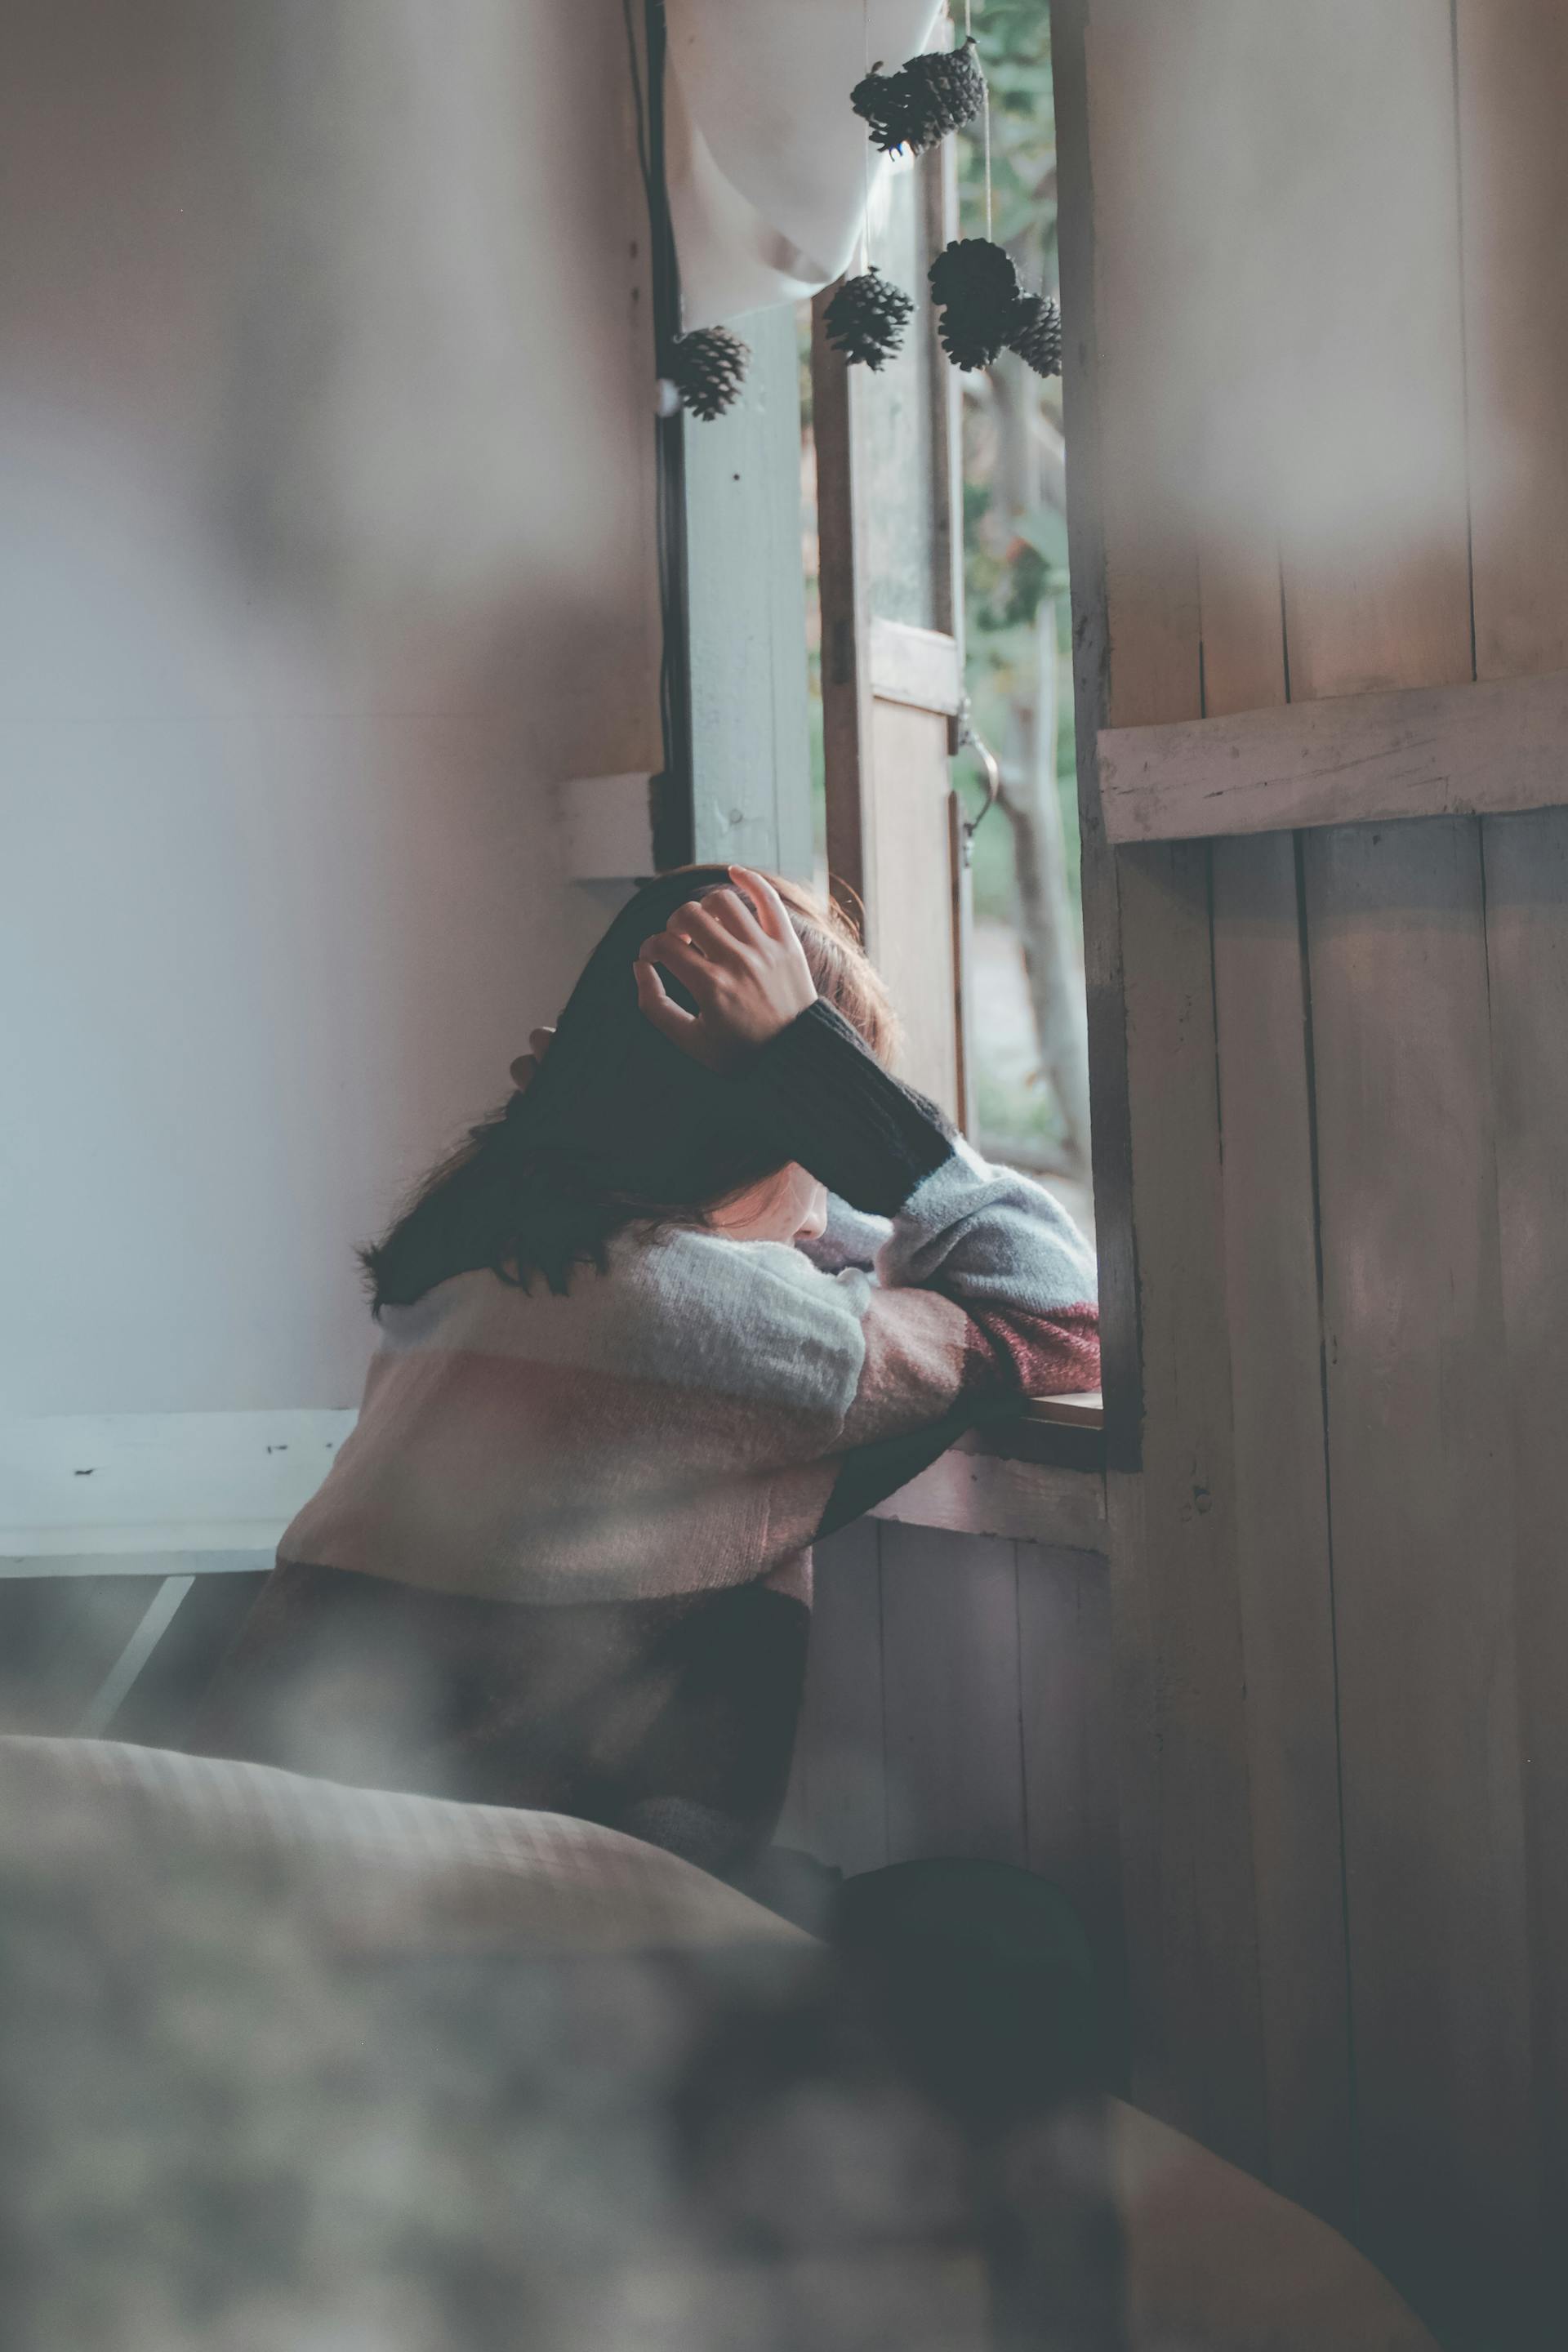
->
xmin=951 ymin=2 xmax=1077 ymax=929
xmin=803 ymin=7 xmax=1076 ymax=933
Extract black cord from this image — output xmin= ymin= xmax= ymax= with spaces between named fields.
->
xmin=620 ymin=0 xmax=693 ymax=866
xmin=620 ymin=0 xmax=653 ymax=212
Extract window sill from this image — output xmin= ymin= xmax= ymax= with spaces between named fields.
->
xmin=869 ymin=1394 xmax=1108 ymax=1555
xmin=974 ymin=1391 xmax=1105 ymax=1470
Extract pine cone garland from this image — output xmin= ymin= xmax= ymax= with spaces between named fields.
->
xmin=896 ymin=38 xmax=986 ymax=150
xmin=669 ymin=327 xmax=750 ymax=421
xmin=852 ymin=38 xmax=986 ymax=155
xmin=928 ymin=238 xmax=1025 ymax=372
xmin=849 ymin=59 xmax=910 ymax=154
xmin=1009 ymin=292 xmax=1062 ymax=379
xmin=824 ymin=267 xmax=915 ymax=370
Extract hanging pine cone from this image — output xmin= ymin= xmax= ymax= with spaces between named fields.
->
xmin=894 ymin=38 xmax=986 ymax=150
xmin=851 ymin=38 xmax=986 ymax=155
xmin=669 ymin=326 xmax=750 ymax=421
xmin=1009 ymin=292 xmax=1062 ymax=379
xmin=824 ymin=267 xmax=915 ymax=370
xmin=928 ymin=237 xmax=1025 ymax=371
xmin=849 ymin=59 xmax=911 ymax=154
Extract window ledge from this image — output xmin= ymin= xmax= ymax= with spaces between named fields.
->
xmin=975 ymin=1390 xmax=1105 ymax=1471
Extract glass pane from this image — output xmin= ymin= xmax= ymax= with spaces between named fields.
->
xmin=856 ymin=151 xmax=946 ymax=630
xmin=951 ymin=8 xmax=1094 ymax=1247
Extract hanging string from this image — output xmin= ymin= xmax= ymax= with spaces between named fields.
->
xmin=862 ymin=0 xmax=873 ymax=272
xmin=960 ymin=0 xmax=993 ymax=237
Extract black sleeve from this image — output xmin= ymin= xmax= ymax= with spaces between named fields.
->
xmin=737 ymin=1000 xmax=956 ymax=1218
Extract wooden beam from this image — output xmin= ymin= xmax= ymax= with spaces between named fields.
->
xmin=867 ymin=618 xmax=964 ymax=715
xmin=682 ymin=303 xmax=814 ymax=879
xmin=869 ymin=1450 xmax=1107 ymax=1556
xmin=1098 ymin=665 xmax=1568 ymax=844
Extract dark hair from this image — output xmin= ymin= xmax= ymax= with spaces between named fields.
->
xmin=361 ymin=867 xmax=894 ymax=1309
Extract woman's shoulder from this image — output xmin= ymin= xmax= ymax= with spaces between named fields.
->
xmin=375 ymin=1232 xmax=872 ymax=1404
xmin=621 ymin=1223 xmax=871 ymax=1335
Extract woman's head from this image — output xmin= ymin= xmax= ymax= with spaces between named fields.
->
xmin=363 ymin=866 xmax=893 ymax=1307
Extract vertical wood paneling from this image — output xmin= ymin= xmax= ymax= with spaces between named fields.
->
xmin=1201 ymin=517 xmax=1351 ymax=2219
xmin=1305 ymin=820 xmax=1535 ymax=2286
xmin=1211 ymin=806 xmax=1350 ymax=2227
xmin=879 ymin=1526 xmax=1026 ymax=1866
xmin=1053 ymin=0 xmax=1567 ymax=2312
xmin=1017 ymin=1540 xmax=1118 ymax=1955
xmin=1457 ymin=0 xmax=1568 ymax=2260
xmin=1069 ymin=0 xmax=1267 ymax=2174
xmin=777 ymin=1520 xmax=888 ymax=1878
xmin=1277 ymin=3 xmax=1538 ymax=2303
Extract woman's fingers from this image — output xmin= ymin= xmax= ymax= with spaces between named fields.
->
xmin=639 ymin=928 xmax=713 ymax=992
xmin=729 ymin=866 xmax=792 ymax=943
xmin=667 ymin=896 xmax=751 ymax=968
xmin=702 ymin=886 xmax=769 ymax=953
xmin=634 ymin=956 xmax=698 ymax=1040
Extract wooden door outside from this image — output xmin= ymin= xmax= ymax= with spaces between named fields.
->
xmin=812 ymin=143 xmax=970 ymax=1125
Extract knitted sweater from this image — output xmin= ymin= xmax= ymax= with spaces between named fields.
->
xmin=193 ymin=1003 xmax=1098 ymax=1871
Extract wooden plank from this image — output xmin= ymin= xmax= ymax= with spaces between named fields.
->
xmin=1113 ymin=842 xmax=1263 ymax=2168
xmin=775 ymin=1518 xmax=888 ymax=1878
xmin=1457 ymin=0 xmax=1568 ymax=2262
xmin=683 ymin=302 xmax=813 ymax=880
xmin=1 ymin=1407 xmax=355 ymax=1557
xmin=1280 ymin=5 xmax=1537 ymax=2313
xmin=865 ymin=697 xmax=961 ymax=1116
xmin=1057 ymin=0 xmax=1267 ymax=2174
xmin=1098 ymin=666 xmax=1568 ymax=846
xmin=879 ymin=1525 xmax=1026 ymax=1867
xmin=1304 ymin=821 xmax=1535 ymax=2290
xmin=811 ymin=285 xmax=873 ymax=934
xmin=1023 ymin=1390 xmax=1103 ymax=1430
xmin=1200 ymin=507 xmax=1352 ymax=2223
xmin=1212 ymin=834 xmax=1350 ymax=2224
xmin=869 ymin=1451 xmax=1107 ymax=1554
xmin=1017 ymin=1539 xmax=1120 ymax=1979
xmin=866 ymin=617 xmax=963 ymax=715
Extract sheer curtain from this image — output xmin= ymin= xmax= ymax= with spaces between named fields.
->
xmin=665 ymin=0 xmax=943 ymax=327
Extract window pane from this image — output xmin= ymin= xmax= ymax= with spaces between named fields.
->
xmin=855 ymin=154 xmax=946 ymax=632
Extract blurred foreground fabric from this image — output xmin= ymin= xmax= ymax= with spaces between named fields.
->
xmin=0 ymin=1739 xmax=1437 ymax=2352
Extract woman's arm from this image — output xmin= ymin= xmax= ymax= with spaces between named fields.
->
xmin=741 ymin=997 xmax=1098 ymax=1442
xmin=635 ymin=866 xmax=1098 ymax=1457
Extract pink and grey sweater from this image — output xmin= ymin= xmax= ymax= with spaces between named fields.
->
xmin=194 ymin=1003 xmax=1098 ymax=1871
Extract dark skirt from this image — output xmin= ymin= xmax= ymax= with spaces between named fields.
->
xmin=189 ymin=1560 xmax=809 ymax=1876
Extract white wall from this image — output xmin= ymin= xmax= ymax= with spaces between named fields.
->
xmin=0 ymin=0 xmax=661 ymax=1429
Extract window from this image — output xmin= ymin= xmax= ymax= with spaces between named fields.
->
xmin=799 ymin=11 xmax=1093 ymax=1255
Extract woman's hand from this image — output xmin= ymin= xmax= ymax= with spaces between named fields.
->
xmin=635 ymin=867 xmax=816 ymax=1072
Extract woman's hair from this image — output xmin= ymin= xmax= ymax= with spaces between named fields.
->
xmin=362 ymin=867 xmax=894 ymax=1309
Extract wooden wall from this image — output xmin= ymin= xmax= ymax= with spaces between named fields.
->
xmin=1050 ymin=0 xmax=1568 ymax=2336
xmin=780 ymin=1521 xmax=1120 ymax=1983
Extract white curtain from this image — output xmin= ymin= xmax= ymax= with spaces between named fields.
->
xmin=664 ymin=0 xmax=946 ymax=328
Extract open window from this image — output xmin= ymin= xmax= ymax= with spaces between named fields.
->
xmin=800 ymin=42 xmax=1098 ymax=1463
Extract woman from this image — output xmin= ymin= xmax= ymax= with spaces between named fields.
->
xmin=193 ymin=866 xmax=1098 ymax=1874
